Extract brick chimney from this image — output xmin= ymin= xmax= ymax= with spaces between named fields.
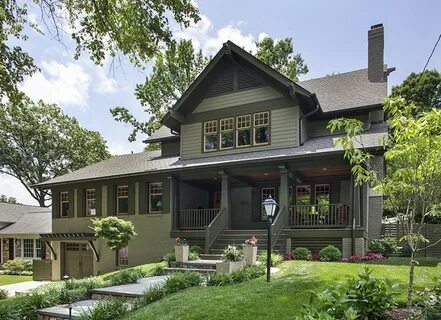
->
xmin=368 ymin=24 xmax=384 ymax=82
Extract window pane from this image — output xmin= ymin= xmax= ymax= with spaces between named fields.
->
xmin=60 ymin=192 xmax=69 ymax=217
xmin=254 ymin=112 xmax=269 ymax=126
xmin=86 ymin=189 xmax=96 ymax=216
xmin=149 ymin=182 xmax=163 ymax=213
xmin=220 ymin=131 xmax=234 ymax=149
xmin=24 ymin=239 xmax=34 ymax=258
xmin=118 ymin=198 xmax=129 ymax=214
xmin=118 ymin=246 xmax=129 ymax=267
xmin=254 ymin=126 xmax=269 ymax=144
xmin=204 ymin=134 xmax=218 ymax=151
xmin=237 ymin=129 xmax=251 ymax=146
xmin=15 ymin=239 xmax=21 ymax=258
xmin=36 ymin=239 xmax=42 ymax=258
xmin=220 ymin=118 xmax=234 ymax=131
xmin=296 ymin=186 xmax=311 ymax=205
xmin=61 ymin=203 xmax=69 ymax=217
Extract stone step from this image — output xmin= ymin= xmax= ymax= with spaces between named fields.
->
xmin=170 ymin=259 xmax=220 ymax=270
xmin=199 ymin=254 xmax=223 ymax=260
xmin=38 ymin=299 xmax=102 ymax=319
xmin=165 ymin=267 xmax=216 ymax=274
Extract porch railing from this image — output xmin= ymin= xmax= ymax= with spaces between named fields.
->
xmin=289 ymin=204 xmax=349 ymax=228
xmin=178 ymin=208 xmax=220 ymax=229
xmin=271 ymin=205 xmax=287 ymax=249
xmin=205 ymin=208 xmax=227 ymax=253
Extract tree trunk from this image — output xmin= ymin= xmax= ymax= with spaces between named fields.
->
xmin=37 ymin=191 xmax=46 ymax=207
xmin=407 ymin=251 xmax=416 ymax=309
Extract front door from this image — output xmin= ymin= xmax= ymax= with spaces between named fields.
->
xmin=64 ymin=243 xmax=93 ymax=278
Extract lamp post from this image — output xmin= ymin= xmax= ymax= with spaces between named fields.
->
xmin=262 ymin=195 xmax=277 ymax=282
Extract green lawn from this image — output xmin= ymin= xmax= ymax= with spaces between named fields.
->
xmin=126 ymin=258 xmax=441 ymax=320
xmin=0 ymin=274 xmax=32 ymax=286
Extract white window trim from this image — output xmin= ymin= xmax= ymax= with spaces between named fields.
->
xmin=219 ymin=117 xmax=234 ymax=150
xmin=296 ymin=185 xmax=312 ymax=205
xmin=60 ymin=191 xmax=69 ymax=217
xmin=203 ymin=120 xmax=218 ymax=152
xmin=314 ymin=184 xmax=331 ymax=204
xmin=116 ymin=185 xmax=129 ymax=214
xmin=149 ymin=182 xmax=163 ymax=213
xmin=85 ymin=188 xmax=97 ymax=216
xmin=118 ymin=246 xmax=129 ymax=267
xmin=253 ymin=111 xmax=270 ymax=146
xmin=236 ymin=114 xmax=252 ymax=148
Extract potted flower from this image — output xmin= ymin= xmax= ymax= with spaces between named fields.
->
xmin=174 ymin=237 xmax=189 ymax=262
xmin=216 ymin=245 xmax=245 ymax=273
xmin=242 ymin=236 xmax=258 ymax=266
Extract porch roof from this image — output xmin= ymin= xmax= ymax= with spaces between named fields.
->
xmin=34 ymin=124 xmax=387 ymax=188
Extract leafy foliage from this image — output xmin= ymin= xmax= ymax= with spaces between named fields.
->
xmin=319 ymin=246 xmax=342 ymax=262
xmin=0 ymin=195 xmax=17 ymax=204
xmin=0 ymin=0 xmax=200 ymax=102
xmin=91 ymin=217 xmax=136 ymax=251
xmin=257 ymin=252 xmax=283 ymax=266
xmin=0 ymin=289 xmax=7 ymax=300
xmin=368 ymin=236 xmax=398 ymax=256
xmin=391 ymin=69 xmax=441 ymax=115
xmin=103 ymin=268 xmax=146 ymax=286
xmin=255 ymin=37 xmax=308 ymax=81
xmin=78 ymin=298 xmax=129 ymax=320
xmin=293 ymin=247 xmax=312 ymax=261
xmin=2 ymin=259 xmax=32 ymax=272
xmin=189 ymin=245 xmax=203 ymax=255
xmin=164 ymin=272 xmax=201 ymax=294
xmin=0 ymin=98 xmax=110 ymax=207
xmin=206 ymin=265 xmax=265 ymax=286
xmin=222 ymin=245 xmax=243 ymax=262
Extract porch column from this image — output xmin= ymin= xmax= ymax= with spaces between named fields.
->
xmin=351 ymin=176 xmax=361 ymax=227
xmin=220 ymin=172 xmax=231 ymax=228
xmin=168 ymin=176 xmax=178 ymax=229
xmin=279 ymin=166 xmax=289 ymax=224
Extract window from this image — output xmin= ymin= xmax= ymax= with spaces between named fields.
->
xmin=86 ymin=189 xmax=97 ymax=216
xmin=149 ymin=182 xmax=163 ymax=213
xmin=254 ymin=112 xmax=270 ymax=145
xmin=118 ymin=246 xmax=129 ymax=267
xmin=204 ymin=120 xmax=218 ymax=151
xmin=23 ymin=239 xmax=34 ymax=258
xmin=36 ymin=239 xmax=42 ymax=258
xmin=220 ymin=117 xmax=234 ymax=149
xmin=315 ymin=184 xmax=330 ymax=205
xmin=117 ymin=186 xmax=129 ymax=214
xmin=15 ymin=239 xmax=21 ymax=258
xmin=261 ymin=187 xmax=276 ymax=220
xmin=60 ymin=191 xmax=69 ymax=217
xmin=236 ymin=114 xmax=251 ymax=147
xmin=296 ymin=185 xmax=311 ymax=205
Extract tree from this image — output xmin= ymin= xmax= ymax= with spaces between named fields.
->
xmin=0 ymin=98 xmax=111 ymax=207
xmin=111 ymin=39 xmax=210 ymax=142
xmin=91 ymin=217 xmax=136 ymax=251
xmin=0 ymin=195 xmax=17 ymax=204
xmin=0 ymin=0 xmax=200 ymax=103
xmin=112 ymin=36 xmax=309 ymax=143
xmin=391 ymin=70 xmax=441 ymax=115
xmin=255 ymin=36 xmax=308 ymax=81
xmin=328 ymin=97 xmax=441 ymax=309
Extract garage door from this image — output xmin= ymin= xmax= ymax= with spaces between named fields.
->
xmin=64 ymin=243 xmax=93 ymax=279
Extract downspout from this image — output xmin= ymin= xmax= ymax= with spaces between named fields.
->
xmin=296 ymin=90 xmax=320 ymax=145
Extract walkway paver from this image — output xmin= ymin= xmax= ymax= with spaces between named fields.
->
xmin=0 ymin=280 xmax=50 ymax=297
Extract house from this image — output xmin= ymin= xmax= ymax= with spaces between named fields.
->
xmin=0 ymin=203 xmax=51 ymax=263
xmin=34 ymin=24 xmax=391 ymax=280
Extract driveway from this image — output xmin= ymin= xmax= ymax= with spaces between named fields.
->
xmin=0 ymin=280 xmax=50 ymax=297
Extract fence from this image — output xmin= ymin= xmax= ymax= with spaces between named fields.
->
xmin=382 ymin=223 xmax=441 ymax=258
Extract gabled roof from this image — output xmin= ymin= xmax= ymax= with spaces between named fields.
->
xmin=298 ymin=68 xmax=387 ymax=114
xmin=0 ymin=203 xmax=51 ymax=235
xmin=35 ymin=124 xmax=387 ymax=188
xmin=0 ymin=203 xmax=49 ymax=223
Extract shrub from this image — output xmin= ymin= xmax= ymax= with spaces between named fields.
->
xmin=283 ymin=251 xmax=295 ymax=260
xmin=293 ymin=247 xmax=312 ymax=261
xmin=206 ymin=272 xmax=235 ymax=286
xmin=2 ymin=270 xmax=33 ymax=275
xmin=368 ymin=236 xmax=398 ymax=256
xmin=78 ymin=298 xmax=129 ymax=320
xmin=189 ymin=251 xmax=199 ymax=261
xmin=0 ymin=289 xmax=7 ymax=300
xmin=140 ymin=286 xmax=166 ymax=306
xmin=163 ymin=252 xmax=176 ymax=266
xmin=206 ymin=266 xmax=265 ymax=286
xmin=362 ymin=252 xmax=385 ymax=261
xmin=2 ymin=259 xmax=32 ymax=272
xmin=152 ymin=265 xmax=166 ymax=276
xmin=258 ymin=252 xmax=283 ymax=267
xmin=104 ymin=268 xmax=145 ymax=286
xmin=64 ymin=277 xmax=107 ymax=293
xmin=222 ymin=245 xmax=242 ymax=262
xmin=319 ymin=245 xmax=342 ymax=262
xmin=164 ymin=272 xmax=201 ymax=294
xmin=92 ymin=217 xmax=136 ymax=251
xmin=189 ymin=245 xmax=203 ymax=255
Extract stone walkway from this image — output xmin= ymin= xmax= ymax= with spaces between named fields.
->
xmin=0 ymin=280 xmax=50 ymax=297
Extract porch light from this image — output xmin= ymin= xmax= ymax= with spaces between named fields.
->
xmin=262 ymin=195 xmax=278 ymax=283
xmin=262 ymin=196 xmax=277 ymax=218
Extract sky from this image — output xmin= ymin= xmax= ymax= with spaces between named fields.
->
xmin=1 ymin=0 xmax=440 ymax=205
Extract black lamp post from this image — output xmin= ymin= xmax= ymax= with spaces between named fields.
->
xmin=262 ymin=195 xmax=277 ymax=282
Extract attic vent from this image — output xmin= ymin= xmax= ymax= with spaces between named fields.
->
xmin=206 ymin=65 xmax=235 ymax=96
xmin=237 ymin=68 xmax=262 ymax=89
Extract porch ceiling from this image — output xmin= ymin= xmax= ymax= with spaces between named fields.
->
xmin=299 ymin=167 xmax=351 ymax=177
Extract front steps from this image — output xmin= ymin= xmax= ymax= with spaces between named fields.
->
xmin=165 ymin=258 xmax=222 ymax=274
xmin=209 ymin=229 xmax=287 ymax=254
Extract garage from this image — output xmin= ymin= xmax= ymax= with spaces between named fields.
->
xmin=63 ymin=242 xmax=94 ymax=278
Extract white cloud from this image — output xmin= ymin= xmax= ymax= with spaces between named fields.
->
xmin=107 ymin=139 xmax=145 ymax=156
xmin=0 ymin=174 xmax=38 ymax=206
xmin=204 ymin=24 xmax=257 ymax=55
xmin=95 ymin=69 xmax=118 ymax=94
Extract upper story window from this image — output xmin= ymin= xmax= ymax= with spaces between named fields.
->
xmin=86 ymin=189 xmax=96 ymax=216
xmin=60 ymin=191 xmax=69 ymax=217
xmin=236 ymin=114 xmax=252 ymax=147
xmin=116 ymin=186 xmax=129 ymax=214
xmin=149 ymin=182 xmax=163 ymax=213
xmin=254 ymin=112 xmax=270 ymax=145
xmin=220 ymin=117 xmax=234 ymax=149
xmin=204 ymin=120 xmax=218 ymax=152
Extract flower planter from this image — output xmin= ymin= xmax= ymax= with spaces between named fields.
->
xmin=174 ymin=245 xmax=189 ymax=262
xmin=216 ymin=260 xmax=245 ymax=274
xmin=243 ymin=246 xmax=258 ymax=266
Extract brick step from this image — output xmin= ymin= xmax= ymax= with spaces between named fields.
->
xmin=165 ymin=267 xmax=216 ymax=274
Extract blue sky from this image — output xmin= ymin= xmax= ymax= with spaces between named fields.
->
xmin=1 ymin=0 xmax=440 ymax=205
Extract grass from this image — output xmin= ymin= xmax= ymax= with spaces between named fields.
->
xmin=0 ymin=274 xmax=32 ymax=286
xmin=125 ymin=258 xmax=441 ymax=320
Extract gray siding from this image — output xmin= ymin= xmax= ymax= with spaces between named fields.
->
xmin=193 ymin=86 xmax=283 ymax=114
xmin=161 ymin=140 xmax=180 ymax=157
xmin=180 ymin=107 xmax=299 ymax=159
